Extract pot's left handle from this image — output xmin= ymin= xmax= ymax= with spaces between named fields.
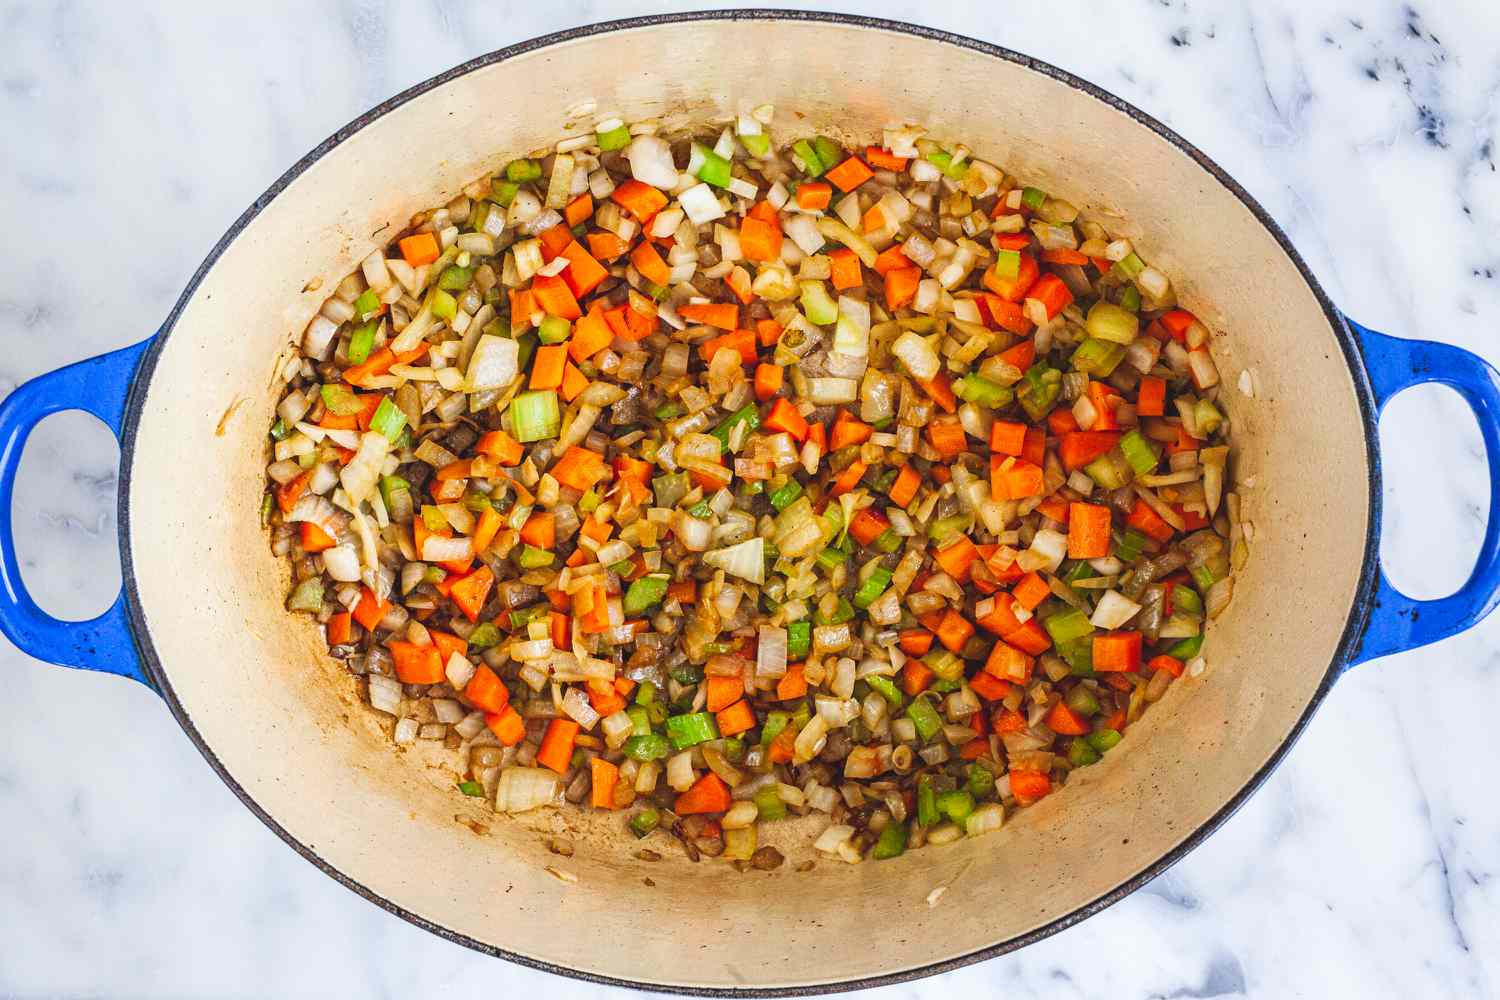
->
xmin=1347 ymin=317 xmax=1500 ymax=666
xmin=0 ymin=338 xmax=155 ymax=686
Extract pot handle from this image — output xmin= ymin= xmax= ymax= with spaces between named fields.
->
xmin=1346 ymin=317 xmax=1500 ymax=665
xmin=0 ymin=337 xmax=155 ymax=686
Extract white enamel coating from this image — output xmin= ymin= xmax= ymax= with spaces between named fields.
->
xmin=123 ymin=17 xmax=1369 ymax=991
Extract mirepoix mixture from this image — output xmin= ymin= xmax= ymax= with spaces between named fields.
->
xmin=264 ymin=105 xmax=1243 ymax=869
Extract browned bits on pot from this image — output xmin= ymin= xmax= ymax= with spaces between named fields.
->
xmin=751 ymin=846 xmax=785 ymax=870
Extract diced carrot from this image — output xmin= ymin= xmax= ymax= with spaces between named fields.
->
xmin=887 ymin=465 xmax=921 ymax=508
xmin=998 ymin=338 xmax=1036 ymax=371
xmin=725 ymin=265 xmax=754 ymax=304
xmin=509 ymin=289 xmax=537 ymax=332
xmin=1068 ymin=502 xmax=1113 ymax=559
xmin=830 ymin=412 xmax=873 ymax=451
xmin=610 ymin=179 xmax=668 ymax=222
xmin=389 ymin=641 xmax=444 ymax=684
xmin=675 ymin=772 xmax=732 ymax=815
xmin=1044 ymin=702 xmax=1091 ymax=736
xmin=864 ymin=146 xmax=908 ymax=171
xmin=1127 ymin=497 xmax=1175 ymax=543
xmin=825 ymin=155 xmax=875 ymax=192
xmin=898 ymin=630 xmax=934 ymax=658
xmin=828 ymin=248 xmax=862 ymax=290
xmin=551 ymin=612 xmax=571 ymax=652
xmin=983 ymin=251 xmax=1039 ymax=302
xmin=578 ymin=582 xmax=614 ymax=635
xmin=1041 ymin=248 xmax=1090 ymax=266
xmin=848 ymin=508 xmax=890 ymax=547
xmin=587 ymin=230 xmax=630 ymax=262
xmin=551 ymin=445 xmax=609 ymax=493
xmin=755 ymin=318 xmax=783 ymax=347
xmin=1022 ymin=427 xmax=1046 ymax=468
xmin=560 ymin=361 xmax=588 ymax=402
xmin=564 ymin=192 xmax=593 ymax=228
xmin=352 ymin=587 xmax=391 ymax=630
xmin=873 ymin=244 xmax=910 ymax=275
xmin=991 ymin=458 xmax=1045 ymax=501
xmin=1137 ymin=376 xmax=1167 ymax=417
xmin=776 ymin=663 xmax=808 ymax=701
xmin=699 ymin=327 xmax=756 ymax=365
xmin=926 ymin=417 xmax=967 ymax=460
xmin=298 ymin=521 xmax=336 ymax=553
xmin=901 ymin=658 xmax=935 ymax=697
xmin=1009 ymin=769 xmax=1052 ymax=805
xmin=932 ymin=535 xmax=979 ymax=583
xmin=630 ymin=241 xmax=671 ymax=286
xmin=1047 ymin=408 xmax=1080 ymax=436
xmin=806 ymin=421 xmax=826 ymax=452
xmin=795 ymin=181 xmax=832 ymax=210
xmin=1004 ymin=619 xmax=1052 ymax=655
xmin=448 ymin=566 xmax=495 ymax=622
xmin=1092 ymin=631 xmax=1143 ymax=672
xmin=884 ymin=266 xmax=922 ymax=311
xmin=433 ymin=459 xmax=473 ymax=482
xmin=519 ymin=511 xmax=555 ymax=550
xmin=679 ymin=301 xmax=740 ymax=331
xmin=1088 ymin=381 xmax=1120 ymax=431
xmin=991 ymin=231 xmax=1031 ymax=250
xmin=1159 ymin=309 xmax=1198 ymax=343
xmin=579 ymin=517 xmax=613 ymax=546
xmin=739 ymin=215 xmax=782 ymax=262
xmin=398 ymin=232 xmax=439 ymax=266
xmin=1150 ymin=654 xmax=1185 ymax=678
xmin=1036 ymin=496 xmax=1070 ymax=523
xmin=935 ymin=609 xmax=975 ymax=653
xmin=530 ymin=343 xmax=568 ymax=390
xmin=465 ymin=664 xmax=510 ymax=713
xmin=994 ymin=709 xmax=1028 ymax=734
xmin=538 ymin=224 xmax=574 ymax=261
xmin=747 ymin=200 xmax=779 ymax=225
xmin=830 ymin=459 xmax=867 ymax=497
xmin=989 ymin=420 xmax=1028 ymax=456
xmin=589 ymin=757 xmax=619 ymax=809
xmin=984 ymin=641 xmax=1032 ymax=682
xmin=274 ymin=472 xmax=310 ymax=515
xmin=715 ymin=699 xmax=756 ymax=738
xmin=430 ymin=630 xmax=467 ymax=666
xmin=475 ymin=430 xmax=524 ymax=466
xmin=1025 ymin=273 xmax=1073 ymax=321
xmin=969 ymin=671 xmax=1012 ymax=702
xmin=753 ymin=363 xmax=783 ymax=401
xmin=705 ymin=675 xmax=743 ymax=713
xmin=1012 ymin=572 xmax=1051 ymax=611
xmin=486 ymin=706 xmax=526 ymax=746
xmin=668 ymin=580 xmax=697 ymax=605
xmin=917 ymin=372 xmax=957 ymax=414
xmin=566 ymin=305 xmax=612 ymax=363
xmin=530 ymin=274 xmax=581 ymax=321
xmin=763 ymin=398 xmax=808 ymax=441
xmin=558 ymin=240 xmax=609 ymax=299
xmin=536 ymin=718 xmax=580 ymax=774
xmin=1058 ymin=431 xmax=1122 ymax=471
xmin=768 ymin=725 xmax=797 ymax=763
xmin=982 ymin=295 xmax=1034 ymax=335
xmin=326 ymin=612 xmax=352 ymax=646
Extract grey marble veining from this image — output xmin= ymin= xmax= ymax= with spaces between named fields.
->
xmin=1 ymin=1 xmax=1498 ymax=997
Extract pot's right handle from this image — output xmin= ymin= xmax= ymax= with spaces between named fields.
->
xmin=0 ymin=338 xmax=155 ymax=686
xmin=1346 ymin=317 xmax=1500 ymax=665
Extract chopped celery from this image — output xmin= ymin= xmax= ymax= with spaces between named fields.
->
xmin=871 ymin=820 xmax=909 ymax=859
xmin=1085 ymin=451 xmax=1132 ymax=491
xmin=354 ymin=288 xmax=380 ymax=318
xmin=670 ymin=662 xmax=704 ymax=685
xmin=853 ymin=567 xmax=893 ymax=609
xmin=760 ymin=710 xmax=791 ymax=747
xmin=1018 ymin=363 xmax=1062 ymax=421
xmin=874 ymin=528 xmax=902 ymax=554
xmin=1066 ymin=685 xmax=1101 ymax=716
xmin=653 ymin=401 xmax=683 ymax=420
xmin=347 ymin=320 xmax=377 ymax=365
xmin=710 ymin=402 xmax=759 ymax=449
xmin=623 ymin=574 xmax=670 ymax=616
xmin=923 ymin=649 xmax=963 ymax=682
xmin=665 ymin=712 xmax=719 ymax=750
xmin=792 ymin=139 xmax=826 ymax=177
xmin=768 ymin=480 xmax=804 ymax=512
xmin=1044 ymin=607 xmax=1096 ymax=645
xmin=457 ymin=780 xmax=486 ymax=797
xmin=739 ymin=132 xmax=771 ymax=158
xmin=438 ymin=265 xmax=474 ymax=291
xmin=1063 ymin=559 xmax=1097 ymax=584
xmin=1112 ymin=251 xmax=1146 ymax=280
xmin=1086 ymin=727 xmax=1123 ymax=753
xmin=369 ymin=398 xmax=407 ymax=440
xmin=927 ymin=514 xmax=972 ymax=546
xmin=379 ymin=475 xmax=410 ymax=512
xmin=635 ymin=681 xmax=657 ymax=706
xmin=754 ymin=784 xmax=788 ymax=821
xmin=623 ymin=734 xmax=670 ymax=761
xmin=865 ymin=673 xmax=903 ymax=708
xmin=1195 ymin=398 xmax=1224 ymax=436
xmin=786 ymin=620 xmax=811 ymax=659
xmin=1172 ymin=584 xmax=1204 ymax=616
xmin=968 ymin=763 xmax=994 ymax=800
xmin=954 ymin=373 xmax=1014 ymax=408
xmin=813 ymin=136 xmax=842 ymax=172
xmin=1084 ymin=302 xmax=1140 ymax=344
xmin=269 ymin=419 xmax=290 ymax=441
xmin=1167 ymin=634 xmax=1204 ymax=659
xmin=629 ymin=808 xmax=661 ymax=838
xmin=917 ymin=775 xmax=939 ymax=826
xmin=691 ymin=143 xmax=732 ymax=188
xmin=993 ymin=248 xmax=1021 ymax=280
xmin=505 ymin=158 xmax=542 ymax=183
xmin=431 ymin=289 xmax=458 ymax=322
xmin=538 ymin=314 xmax=571 ymax=344
xmin=1071 ymin=337 xmax=1127 ymax=378
xmin=814 ymin=597 xmax=855 ymax=626
xmin=466 ymin=622 xmax=502 ymax=650
xmin=609 ymin=558 xmax=635 ymax=576
xmin=509 ymin=390 xmax=561 ymax=442
xmin=516 ymin=544 xmax=554 ymax=569
xmin=1068 ymin=738 xmax=1101 ymax=768
xmin=491 ymin=178 xmax=520 ymax=207
xmin=799 ymin=280 xmax=839 ymax=325
xmin=287 ymin=578 xmax=324 ymax=613
xmin=1021 ymin=186 xmax=1047 ymax=211
xmin=652 ymin=471 xmax=689 ymax=509
xmin=905 ymin=695 xmax=942 ymax=742
xmin=259 ymin=493 xmax=274 ymax=527
xmin=1059 ymin=637 xmax=1094 ymax=674
xmin=1119 ymin=285 xmax=1142 ymax=312
xmin=1119 ymin=430 xmax=1159 ymax=475
xmin=462 ymin=491 xmax=494 ymax=514
xmin=508 ymin=604 xmax=549 ymax=629
xmin=596 ymin=123 xmax=631 ymax=151
xmin=935 ymin=789 xmax=975 ymax=823
xmin=320 ymin=383 xmax=365 ymax=416
xmin=1113 ymin=528 xmax=1149 ymax=563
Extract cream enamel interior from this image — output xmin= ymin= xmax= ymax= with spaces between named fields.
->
xmin=125 ymin=18 xmax=1370 ymax=991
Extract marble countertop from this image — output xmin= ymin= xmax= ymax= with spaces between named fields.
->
xmin=3 ymin=1 xmax=1498 ymax=996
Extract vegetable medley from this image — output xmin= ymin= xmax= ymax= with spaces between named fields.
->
xmin=265 ymin=105 xmax=1244 ymax=869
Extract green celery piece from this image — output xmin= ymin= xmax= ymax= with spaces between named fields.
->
xmin=505 ymin=158 xmax=542 ymax=182
xmin=515 ymin=544 xmax=554 ymax=569
xmin=800 ymin=280 xmax=839 ymax=325
xmin=320 ymin=383 xmax=365 ymax=416
xmin=968 ymin=763 xmax=993 ymax=800
xmin=269 ymin=419 xmax=289 ymax=442
xmin=537 ymin=315 xmax=571 ymax=344
xmin=1068 ymin=738 xmax=1101 ymax=768
xmin=491 ymin=179 xmax=520 ymax=207
xmin=865 ymin=674 xmax=903 ymax=708
xmin=1058 ymin=637 xmax=1095 ymax=674
xmin=378 ymin=475 xmax=410 ymax=512
xmin=653 ymin=401 xmax=683 ymax=420
xmin=1044 ymin=607 xmax=1095 ymax=645
xmin=438 ymin=265 xmax=474 ymax=291
xmin=1085 ymin=451 xmax=1132 ymax=491
xmin=596 ymin=123 xmax=631 ymax=151
xmin=608 ymin=558 xmax=634 ymax=576
xmin=1065 ymin=685 xmax=1101 ymax=716
xmin=760 ymin=710 xmax=791 ymax=747
xmin=793 ymin=139 xmax=826 ymax=177
xmin=369 ymin=398 xmax=406 ymax=440
xmin=652 ymin=471 xmax=689 ymax=509
xmin=287 ymin=578 xmax=324 ymax=614
xmin=814 ymin=597 xmax=855 ymax=626
xmin=1172 ymin=584 xmax=1204 ymax=616
xmin=768 ymin=480 xmax=804 ymax=513
xmin=1086 ymin=727 xmax=1123 ymax=753
xmin=871 ymin=820 xmax=909 ymax=860
xmin=634 ymin=680 xmax=657 ymax=706
xmin=629 ymin=808 xmax=661 ymax=838
xmin=509 ymin=390 xmax=560 ymax=442
xmin=626 ymin=706 xmax=651 ymax=736
xmin=812 ymin=136 xmax=842 ymax=172
xmin=993 ymin=248 xmax=1021 ymax=280
xmin=786 ymin=621 xmax=811 ymax=659
xmin=1120 ymin=285 xmax=1142 ymax=312
xmin=259 ymin=493 xmax=274 ymax=527
xmin=1017 ymin=363 xmax=1062 ymax=421
xmin=1112 ymin=528 xmax=1149 ymax=563
xmin=710 ymin=402 xmax=759 ymax=450
xmin=905 ymin=696 xmax=942 ymax=742
xmin=923 ymin=649 xmax=963 ymax=682
xmin=853 ymin=567 xmax=893 ymax=609
xmin=466 ymin=622 xmax=502 ymax=650
xmin=457 ymin=780 xmax=485 ymax=797
xmin=1112 ymin=251 xmax=1145 ymax=280
xmin=917 ymin=775 xmax=939 ymax=826
xmin=1190 ymin=562 xmax=1219 ymax=590
xmin=926 ymin=514 xmax=972 ymax=547
xmin=508 ymin=604 xmax=549 ymax=629
xmin=1119 ymin=430 xmax=1159 ymax=475
xmin=692 ymin=144 xmax=732 ymax=188
xmin=1021 ymin=187 xmax=1047 ymax=210
xmin=935 ymin=789 xmax=975 ymax=823
xmin=954 ymin=373 xmax=1014 ymax=409
xmin=688 ymin=501 xmax=713 ymax=520
xmin=740 ymin=132 xmax=771 ymax=157
xmin=347 ymin=320 xmax=377 ymax=365
xmin=754 ymin=784 xmax=788 ymax=821
xmin=1167 ymin=634 xmax=1204 ymax=659
xmin=623 ymin=734 xmax=670 ymax=761
xmin=664 ymin=712 xmax=719 ymax=750
xmin=1071 ymin=337 xmax=1127 ymax=378
xmin=623 ymin=574 xmax=670 ymax=616
xmin=1063 ymin=559 xmax=1097 ymax=585
xmin=354 ymin=288 xmax=380 ymax=318
xmin=431 ymin=289 xmax=457 ymax=322
xmin=874 ymin=529 xmax=902 ymax=554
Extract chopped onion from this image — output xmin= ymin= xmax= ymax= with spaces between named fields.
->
xmin=495 ymin=767 xmax=561 ymax=813
xmin=561 ymin=687 xmax=600 ymax=730
xmin=1090 ymin=589 xmax=1142 ymax=630
xmin=367 ymin=674 xmax=401 ymax=715
xmin=807 ymin=377 xmax=858 ymax=405
xmin=673 ymin=510 xmax=713 ymax=552
xmin=445 ymin=652 xmax=477 ymax=690
xmin=891 ymin=330 xmax=940 ymax=380
xmin=322 ymin=544 xmax=361 ymax=582
xmin=466 ymin=334 xmax=519 ymax=390
xmin=756 ymin=624 xmax=788 ymax=678
xmin=678 ymin=182 xmax=725 ymax=225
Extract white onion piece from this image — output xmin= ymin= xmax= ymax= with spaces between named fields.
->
xmin=626 ymin=134 xmax=679 ymax=189
xmin=495 ymin=767 xmax=561 ymax=813
xmin=756 ymin=624 xmax=788 ymax=678
xmin=445 ymin=652 xmax=476 ymax=690
xmin=891 ymin=330 xmax=940 ymax=380
xmin=561 ymin=687 xmax=600 ymax=730
xmin=466 ymin=334 xmax=520 ymax=390
xmin=322 ymin=545 xmax=361 ymax=582
xmin=678 ymin=182 xmax=725 ymax=225
xmin=1089 ymin=589 xmax=1142 ymax=630
xmin=367 ymin=674 xmax=401 ymax=715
